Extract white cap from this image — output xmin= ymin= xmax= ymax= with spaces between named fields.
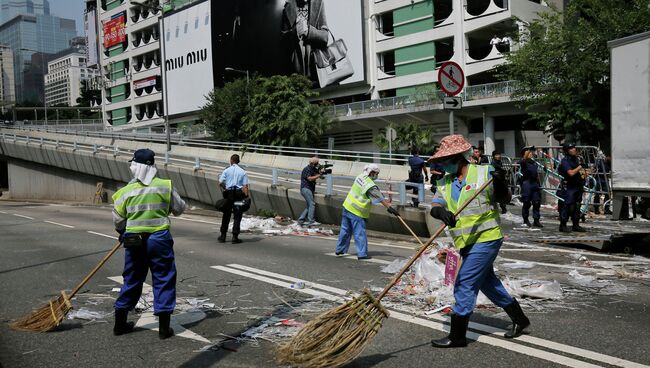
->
xmin=363 ymin=163 xmax=380 ymax=175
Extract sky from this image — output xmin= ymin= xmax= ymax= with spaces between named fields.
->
xmin=50 ymin=0 xmax=85 ymax=36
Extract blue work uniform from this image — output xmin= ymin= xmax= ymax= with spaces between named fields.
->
xmin=558 ymin=156 xmax=583 ymax=226
xmin=335 ymin=184 xmax=384 ymax=258
xmin=219 ymin=164 xmax=249 ymax=236
xmin=113 ymin=180 xmax=186 ymax=315
xmin=432 ymin=167 xmax=513 ymax=317
xmin=519 ymin=159 xmax=541 ymax=222
xmin=407 ymin=155 xmax=427 ymax=207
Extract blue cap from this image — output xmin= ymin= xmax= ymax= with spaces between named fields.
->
xmin=129 ymin=148 xmax=155 ymax=165
xmin=562 ymin=142 xmax=576 ymax=150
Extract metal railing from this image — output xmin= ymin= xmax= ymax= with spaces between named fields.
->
xmin=331 ymin=81 xmax=518 ymax=118
xmin=0 ymin=130 xmax=426 ymax=206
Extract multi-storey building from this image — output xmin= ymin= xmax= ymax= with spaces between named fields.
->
xmin=45 ymin=50 xmax=100 ymax=107
xmin=0 ymin=43 xmax=15 ymax=105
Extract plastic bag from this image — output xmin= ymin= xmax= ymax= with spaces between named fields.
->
xmin=506 ymin=278 xmax=563 ymax=300
xmin=381 ymin=258 xmax=408 ymax=274
xmin=413 ymin=256 xmax=444 ymax=286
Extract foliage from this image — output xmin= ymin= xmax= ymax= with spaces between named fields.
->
xmin=202 ymin=74 xmax=333 ymax=146
xmin=76 ymin=80 xmax=102 ymax=117
xmin=498 ymin=0 xmax=650 ymax=145
xmin=374 ymin=122 xmax=438 ymax=155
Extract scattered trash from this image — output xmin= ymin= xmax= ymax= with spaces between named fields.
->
xmin=424 ymin=305 xmax=452 ymax=315
xmin=111 ymin=288 xmax=121 ymax=292
xmin=273 ymin=216 xmax=293 ymax=226
xmin=568 ymin=270 xmax=609 ymax=288
xmin=506 ymin=278 xmax=563 ymax=300
xmin=381 ymin=258 xmax=408 ymax=274
xmin=290 ymin=282 xmax=306 ymax=289
xmin=500 ymin=212 xmax=524 ymax=224
xmin=501 ymin=261 xmax=535 ymax=269
xmin=67 ymin=308 xmax=109 ymax=321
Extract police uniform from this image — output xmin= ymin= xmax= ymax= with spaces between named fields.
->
xmin=519 ymin=156 xmax=542 ymax=227
xmin=112 ymin=149 xmax=186 ymax=339
xmin=429 ymin=135 xmax=530 ymax=348
xmin=407 ymin=154 xmax=427 ymax=208
xmin=558 ymin=144 xmax=586 ymax=232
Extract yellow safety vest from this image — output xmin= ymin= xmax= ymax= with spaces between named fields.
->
xmin=112 ymin=177 xmax=172 ymax=233
xmin=437 ymin=164 xmax=503 ymax=250
xmin=343 ymin=174 xmax=376 ymax=219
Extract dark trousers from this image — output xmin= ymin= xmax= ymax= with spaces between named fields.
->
xmin=522 ymin=200 xmax=540 ymax=222
xmin=560 ymin=190 xmax=582 ymax=226
xmin=408 ymin=173 xmax=424 ymax=207
xmin=220 ymin=189 xmax=245 ymax=236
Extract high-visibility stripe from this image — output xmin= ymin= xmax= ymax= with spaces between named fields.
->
xmin=114 ymin=186 xmax=171 ymax=206
xmin=448 ymin=219 xmax=500 ymax=237
xmin=126 ymin=202 xmax=169 ymax=213
xmin=127 ymin=217 xmax=170 ymax=227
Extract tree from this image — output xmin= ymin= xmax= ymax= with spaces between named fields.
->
xmin=76 ymin=80 xmax=102 ymax=118
xmin=201 ymin=76 xmax=259 ymax=142
xmin=499 ymin=0 xmax=650 ymax=145
xmin=374 ymin=122 xmax=438 ymax=155
xmin=240 ymin=74 xmax=334 ymax=146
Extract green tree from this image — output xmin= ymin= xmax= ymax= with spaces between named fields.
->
xmin=374 ymin=122 xmax=438 ymax=155
xmin=499 ymin=0 xmax=650 ymax=145
xmin=241 ymin=74 xmax=334 ymax=146
xmin=76 ymin=80 xmax=102 ymax=118
xmin=201 ymin=77 xmax=259 ymax=142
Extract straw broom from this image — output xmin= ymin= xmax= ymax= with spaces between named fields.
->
xmin=10 ymin=241 xmax=123 ymax=332
xmin=276 ymin=178 xmax=494 ymax=368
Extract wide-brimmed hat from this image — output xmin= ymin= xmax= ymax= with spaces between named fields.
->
xmin=430 ymin=134 xmax=473 ymax=161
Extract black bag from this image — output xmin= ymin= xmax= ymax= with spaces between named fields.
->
xmin=234 ymin=197 xmax=251 ymax=213
xmin=214 ymin=198 xmax=229 ymax=212
xmin=122 ymin=233 xmax=145 ymax=249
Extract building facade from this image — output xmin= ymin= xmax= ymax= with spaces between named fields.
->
xmin=0 ymin=43 xmax=15 ymax=105
xmin=0 ymin=0 xmax=77 ymax=103
xmin=45 ymin=50 xmax=99 ymax=106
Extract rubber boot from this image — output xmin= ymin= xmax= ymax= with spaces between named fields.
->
xmin=559 ymin=223 xmax=571 ymax=233
xmin=158 ymin=312 xmax=174 ymax=340
xmin=523 ymin=219 xmax=531 ymax=227
xmin=533 ymin=219 xmax=543 ymax=228
xmin=232 ymin=234 xmax=242 ymax=244
xmin=503 ymin=299 xmax=530 ymax=338
xmin=431 ymin=314 xmax=469 ymax=348
xmin=572 ymin=225 xmax=587 ymax=232
xmin=217 ymin=233 xmax=226 ymax=243
xmin=113 ymin=309 xmax=134 ymax=336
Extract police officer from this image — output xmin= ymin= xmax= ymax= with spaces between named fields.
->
xmin=558 ymin=143 xmax=587 ymax=232
xmin=429 ymin=135 xmax=530 ymax=348
xmin=491 ymin=150 xmax=508 ymax=214
xmin=335 ymin=164 xmax=399 ymax=260
xmin=519 ymin=146 xmax=543 ymax=227
xmin=407 ymin=146 xmax=428 ymax=208
xmin=218 ymin=154 xmax=250 ymax=244
xmin=112 ymin=148 xmax=186 ymax=339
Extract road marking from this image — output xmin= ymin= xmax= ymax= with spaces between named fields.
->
xmin=212 ymin=264 xmax=611 ymax=368
xmin=176 ymin=216 xmax=219 ymax=225
xmin=324 ymin=252 xmax=392 ymax=264
xmin=504 ymin=241 xmax=650 ymax=263
xmin=13 ymin=213 xmax=34 ymax=220
xmin=0 ymin=210 xmax=7 ymax=214
xmin=108 ymin=276 xmax=210 ymax=343
xmin=43 ymin=220 xmax=75 ymax=228
xmin=87 ymin=231 xmax=118 ymax=240
xmin=304 ymin=234 xmax=420 ymax=250
xmin=498 ymin=257 xmax=616 ymax=275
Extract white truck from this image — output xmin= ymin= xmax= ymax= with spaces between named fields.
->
xmin=608 ymin=31 xmax=650 ymax=219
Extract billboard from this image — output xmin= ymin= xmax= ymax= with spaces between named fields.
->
xmin=85 ymin=8 xmax=99 ymax=67
xmin=163 ymin=0 xmax=214 ymax=115
xmin=103 ymin=12 xmax=126 ymax=48
xmin=212 ymin=0 xmax=365 ymax=90
xmin=134 ymin=76 xmax=157 ymax=89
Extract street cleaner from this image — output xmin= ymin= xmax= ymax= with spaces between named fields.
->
xmin=335 ymin=163 xmax=399 ymax=260
xmin=428 ymin=135 xmax=530 ymax=348
xmin=112 ymin=148 xmax=186 ymax=339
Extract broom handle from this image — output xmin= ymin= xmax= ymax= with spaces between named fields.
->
xmin=69 ymin=241 xmax=123 ymax=298
xmin=377 ymin=178 xmax=494 ymax=301
xmin=395 ymin=216 xmax=425 ymax=248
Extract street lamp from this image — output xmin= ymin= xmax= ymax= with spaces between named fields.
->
xmin=21 ymin=48 xmax=48 ymax=125
xmin=224 ymin=67 xmax=250 ymax=106
xmin=133 ymin=0 xmax=171 ymax=152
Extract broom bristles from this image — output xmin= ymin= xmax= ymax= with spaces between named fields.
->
xmin=276 ymin=289 xmax=389 ymax=368
xmin=10 ymin=291 xmax=72 ymax=332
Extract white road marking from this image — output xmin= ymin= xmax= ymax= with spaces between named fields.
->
xmin=87 ymin=231 xmax=118 ymax=240
xmin=214 ymin=264 xmax=649 ymax=368
xmin=43 ymin=220 xmax=74 ymax=229
xmin=175 ymin=216 xmax=219 ymax=225
xmin=13 ymin=213 xmax=34 ymax=220
xmin=324 ymin=252 xmax=392 ymax=264
xmin=504 ymin=241 xmax=650 ymax=262
xmin=0 ymin=210 xmax=7 ymax=214
xmin=498 ymin=257 xmax=616 ymax=275
xmin=108 ymin=276 xmax=210 ymax=343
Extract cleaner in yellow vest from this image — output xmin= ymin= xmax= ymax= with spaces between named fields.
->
xmin=335 ymin=164 xmax=399 ymax=260
xmin=429 ymin=135 xmax=530 ymax=348
xmin=112 ymin=149 xmax=186 ymax=339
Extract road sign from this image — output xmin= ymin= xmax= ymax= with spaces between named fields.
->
xmin=438 ymin=61 xmax=465 ymax=96
xmin=386 ymin=127 xmax=397 ymax=142
xmin=443 ymin=96 xmax=462 ymax=110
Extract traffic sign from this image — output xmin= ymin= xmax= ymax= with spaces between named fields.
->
xmin=438 ymin=61 xmax=465 ymax=96
xmin=443 ymin=96 xmax=462 ymax=110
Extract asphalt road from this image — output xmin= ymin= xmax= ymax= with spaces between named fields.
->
xmin=1 ymin=201 xmax=649 ymax=368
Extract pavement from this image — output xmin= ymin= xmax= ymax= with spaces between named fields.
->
xmin=1 ymin=201 xmax=649 ymax=368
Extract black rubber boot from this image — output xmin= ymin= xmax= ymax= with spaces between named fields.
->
xmin=158 ymin=313 xmax=174 ymax=340
xmin=533 ymin=220 xmax=543 ymax=228
xmin=503 ymin=299 xmax=530 ymax=338
xmin=431 ymin=314 xmax=469 ymax=348
xmin=559 ymin=223 xmax=571 ymax=233
xmin=572 ymin=225 xmax=587 ymax=232
xmin=113 ymin=309 xmax=134 ymax=336
xmin=523 ymin=219 xmax=531 ymax=227
xmin=217 ymin=233 xmax=226 ymax=243
xmin=232 ymin=234 xmax=242 ymax=244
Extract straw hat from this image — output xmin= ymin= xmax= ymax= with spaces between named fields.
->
xmin=430 ymin=134 xmax=473 ymax=161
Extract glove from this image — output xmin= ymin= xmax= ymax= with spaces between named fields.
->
xmin=387 ymin=206 xmax=399 ymax=217
xmin=117 ymin=230 xmax=125 ymax=243
xmin=430 ymin=206 xmax=456 ymax=227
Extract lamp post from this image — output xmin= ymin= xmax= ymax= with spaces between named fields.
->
xmin=21 ymin=48 xmax=48 ymax=125
xmin=134 ymin=0 xmax=171 ymax=152
xmin=224 ymin=67 xmax=250 ymax=106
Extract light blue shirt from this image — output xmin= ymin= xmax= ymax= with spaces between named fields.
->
xmin=219 ymin=164 xmax=249 ymax=189
xmin=432 ymin=167 xmax=494 ymax=208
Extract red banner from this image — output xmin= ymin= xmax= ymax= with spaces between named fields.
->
xmin=103 ymin=14 xmax=126 ymax=48
xmin=134 ymin=76 xmax=157 ymax=90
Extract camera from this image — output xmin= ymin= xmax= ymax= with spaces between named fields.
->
xmin=316 ymin=161 xmax=333 ymax=176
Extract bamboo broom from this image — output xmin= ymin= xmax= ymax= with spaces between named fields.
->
xmin=276 ymin=178 xmax=494 ymax=368
xmin=10 ymin=241 xmax=123 ymax=332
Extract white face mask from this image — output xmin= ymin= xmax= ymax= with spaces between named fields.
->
xmin=369 ymin=173 xmax=379 ymax=180
xmin=129 ymin=161 xmax=138 ymax=177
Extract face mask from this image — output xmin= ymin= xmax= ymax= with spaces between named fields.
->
xmin=369 ymin=173 xmax=378 ymax=180
xmin=442 ymin=160 xmax=459 ymax=174
xmin=129 ymin=161 xmax=138 ymax=177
